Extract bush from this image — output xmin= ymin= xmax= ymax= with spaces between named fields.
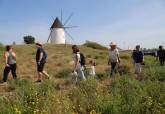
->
xmin=144 ymin=67 xmax=165 ymax=81
xmin=69 ymin=77 xmax=100 ymax=113
xmin=118 ymin=65 xmax=130 ymax=75
xmin=3 ymin=79 xmax=56 ymax=114
xmin=139 ymin=81 xmax=165 ymax=114
xmin=87 ymin=54 xmax=92 ymax=58
xmin=94 ymin=55 xmax=105 ymax=60
xmin=24 ymin=35 xmax=35 ymax=44
xmin=56 ymin=68 xmax=72 ymax=78
xmin=50 ymin=92 xmax=74 ymax=114
xmin=96 ymin=72 xmax=108 ymax=79
xmin=120 ymin=55 xmax=130 ymax=60
xmin=83 ymin=41 xmax=108 ymax=50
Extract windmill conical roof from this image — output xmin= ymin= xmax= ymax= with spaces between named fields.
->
xmin=50 ymin=17 xmax=63 ymax=29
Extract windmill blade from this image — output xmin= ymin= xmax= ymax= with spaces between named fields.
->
xmin=52 ymin=16 xmax=55 ymax=20
xmin=65 ymin=30 xmax=74 ymax=41
xmin=47 ymin=30 xmax=52 ymax=43
xmin=47 ymin=35 xmax=51 ymax=43
xmin=64 ymin=26 xmax=79 ymax=29
xmin=61 ymin=9 xmax=63 ymax=23
xmin=64 ymin=13 xmax=73 ymax=26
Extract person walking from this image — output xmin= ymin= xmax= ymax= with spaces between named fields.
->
xmin=157 ymin=45 xmax=165 ymax=66
xmin=35 ymin=43 xmax=49 ymax=82
xmin=72 ymin=45 xmax=86 ymax=81
xmin=88 ymin=60 xmax=96 ymax=76
xmin=2 ymin=45 xmax=17 ymax=83
xmin=108 ymin=42 xmax=120 ymax=76
xmin=132 ymin=45 xmax=144 ymax=75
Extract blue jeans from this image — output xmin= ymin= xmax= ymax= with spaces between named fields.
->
xmin=78 ymin=66 xmax=86 ymax=80
xmin=111 ymin=62 xmax=117 ymax=76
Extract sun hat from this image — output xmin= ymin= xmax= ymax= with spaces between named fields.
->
xmin=110 ymin=42 xmax=117 ymax=46
xmin=36 ymin=42 xmax=42 ymax=47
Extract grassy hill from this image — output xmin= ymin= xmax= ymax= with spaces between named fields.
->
xmin=0 ymin=44 xmax=110 ymax=80
xmin=83 ymin=41 xmax=108 ymax=50
xmin=0 ymin=44 xmax=164 ymax=114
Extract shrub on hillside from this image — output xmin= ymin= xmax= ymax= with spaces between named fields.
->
xmin=120 ymin=55 xmax=130 ymax=60
xmin=56 ymin=68 xmax=72 ymax=78
xmin=94 ymin=55 xmax=105 ymax=60
xmin=139 ymin=81 xmax=165 ymax=114
xmin=23 ymin=35 xmax=35 ymax=44
xmin=96 ymin=72 xmax=108 ymax=79
xmin=4 ymin=79 xmax=56 ymax=114
xmin=87 ymin=54 xmax=92 ymax=58
xmin=144 ymin=67 xmax=165 ymax=81
xmin=0 ymin=76 xmax=165 ymax=114
xmin=83 ymin=41 xmax=108 ymax=50
xmin=69 ymin=77 xmax=100 ymax=113
xmin=50 ymin=92 xmax=74 ymax=114
xmin=118 ymin=65 xmax=130 ymax=75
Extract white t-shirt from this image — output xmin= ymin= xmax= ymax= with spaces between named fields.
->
xmin=73 ymin=53 xmax=81 ymax=70
xmin=109 ymin=49 xmax=119 ymax=62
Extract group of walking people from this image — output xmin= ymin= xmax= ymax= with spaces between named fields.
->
xmin=1 ymin=43 xmax=50 ymax=83
xmin=1 ymin=42 xmax=165 ymax=83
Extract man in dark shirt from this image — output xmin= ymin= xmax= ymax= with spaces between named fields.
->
xmin=35 ymin=43 xmax=49 ymax=82
xmin=132 ymin=45 xmax=144 ymax=75
xmin=157 ymin=45 xmax=165 ymax=66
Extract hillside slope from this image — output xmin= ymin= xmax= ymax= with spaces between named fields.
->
xmin=0 ymin=44 xmax=109 ymax=80
xmin=0 ymin=44 xmax=131 ymax=81
xmin=0 ymin=44 xmax=164 ymax=114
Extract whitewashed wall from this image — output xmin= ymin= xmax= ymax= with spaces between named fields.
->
xmin=50 ymin=28 xmax=65 ymax=44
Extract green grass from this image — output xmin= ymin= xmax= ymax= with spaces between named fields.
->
xmin=0 ymin=44 xmax=164 ymax=114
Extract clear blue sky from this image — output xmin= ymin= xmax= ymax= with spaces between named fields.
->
xmin=0 ymin=0 xmax=165 ymax=49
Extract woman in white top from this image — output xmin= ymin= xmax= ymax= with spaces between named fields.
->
xmin=108 ymin=42 xmax=120 ymax=76
xmin=72 ymin=45 xmax=86 ymax=80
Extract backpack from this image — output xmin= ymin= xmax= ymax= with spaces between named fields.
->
xmin=42 ymin=50 xmax=47 ymax=63
xmin=80 ymin=53 xmax=86 ymax=66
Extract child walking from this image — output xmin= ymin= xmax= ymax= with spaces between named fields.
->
xmin=89 ymin=60 xmax=96 ymax=76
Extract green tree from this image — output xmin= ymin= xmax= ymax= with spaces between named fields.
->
xmin=23 ymin=35 xmax=35 ymax=44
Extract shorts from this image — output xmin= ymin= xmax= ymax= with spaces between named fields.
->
xmin=159 ymin=58 xmax=165 ymax=61
xmin=37 ymin=62 xmax=45 ymax=72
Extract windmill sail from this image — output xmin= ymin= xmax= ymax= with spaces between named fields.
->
xmin=47 ymin=30 xmax=52 ymax=43
xmin=64 ymin=13 xmax=73 ymax=26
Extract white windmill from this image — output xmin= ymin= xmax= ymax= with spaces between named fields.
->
xmin=47 ymin=12 xmax=77 ymax=44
